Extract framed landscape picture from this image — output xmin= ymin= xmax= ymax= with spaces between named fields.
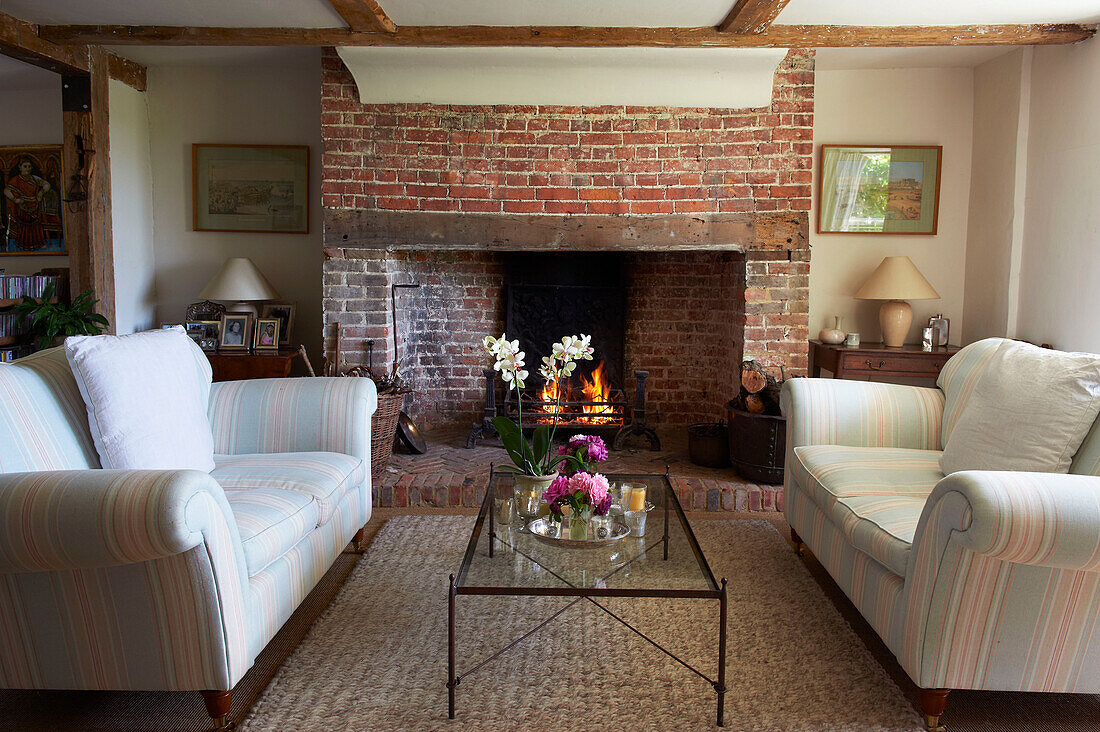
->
xmin=0 ymin=145 xmax=65 ymax=255
xmin=817 ymin=145 xmax=942 ymax=235
xmin=193 ymin=144 xmax=309 ymax=233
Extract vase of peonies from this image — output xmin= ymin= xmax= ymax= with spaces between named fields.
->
xmin=543 ymin=470 xmax=612 ymax=540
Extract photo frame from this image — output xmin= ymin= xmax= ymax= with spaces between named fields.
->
xmin=253 ymin=318 xmax=280 ymax=351
xmin=198 ymin=337 xmax=218 ymax=353
xmin=260 ymin=302 xmax=295 ymax=346
xmin=219 ymin=313 xmax=252 ymax=351
xmin=192 ymin=144 xmax=309 ymax=234
xmin=186 ymin=320 xmax=220 ymax=343
xmin=817 ymin=145 xmax=942 ymax=235
xmin=0 ymin=145 xmax=66 ymax=256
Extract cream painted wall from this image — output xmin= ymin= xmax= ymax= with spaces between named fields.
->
xmin=1016 ymin=38 xmax=1100 ymax=353
xmin=961 ymin=50 xmax=1028 ymax=343
xmin=146 ymin=55 xmax=323 ymax=364
xmin=108 ymin=79 xmax=156 ymax=334
xmin=0 ymin=86 xmax=69 ymax=275
xmin=811 ymin=68 xmax=974 ymax=347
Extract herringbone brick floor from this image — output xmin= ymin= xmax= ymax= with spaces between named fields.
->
xmin=376 ymin=427 xmax=782 ymax=512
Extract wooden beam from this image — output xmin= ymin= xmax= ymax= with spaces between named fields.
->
xmin=105 ymin=51 xmax=147 ymax=91
xmin=328 ymin=0 xmax=397 ymax=33
xmin=718 ymin=0 xmax=794 ymax=34
xmin=0 ymin=10 xmax=87 ymax=74
xmin=38 ymin=23 xmax=1096 ymax=47
xmin=325 ymin=209 xmax=761 ymax=252
xmin=62 ymin=49 xmax=115 ymax=330
xmin=87 ymin=47 xmax=115 ymax=331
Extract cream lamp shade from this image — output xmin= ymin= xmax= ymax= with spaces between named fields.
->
xmin=199 ymin=257 xmax=280 ymax=317
xmin=854 ymin=256 xmax=940 ymax=348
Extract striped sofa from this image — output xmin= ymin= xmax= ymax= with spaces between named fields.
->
xmin=782 ymin=337 xmax=1100 ymax=731
xmin=0 ymin=347 xmax=376 ymax=729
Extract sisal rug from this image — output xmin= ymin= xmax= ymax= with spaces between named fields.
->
xmin=241 ymin=516 xmax=922 ymax=731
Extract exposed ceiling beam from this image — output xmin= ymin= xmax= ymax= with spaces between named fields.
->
xmin=0 ymin=11 xmax=147 ymax=90
xmin=105 ymin=51 xmax=146 ymax=91
xmin=328 ymin=0 xmax=397 ymax=33
xmin=0 ymin=9 xmax=87 ymax=74
xmin=718 ymin=0 xmax=794 ymax=34
xmin=37 ymin=23 xmax=1097 ymax=48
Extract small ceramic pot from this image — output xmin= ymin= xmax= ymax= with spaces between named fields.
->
xmin=818 ymin=315 xmax=846 ymax=345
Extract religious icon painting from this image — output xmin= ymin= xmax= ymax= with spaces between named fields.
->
xmin=0 ymin=145 xmax=66 ymax=255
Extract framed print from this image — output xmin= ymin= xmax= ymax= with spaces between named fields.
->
xmin=817 ymin=145 xmax=942 ymax=235
xmin=253 ymin=318 xmax=280 ymax=351
xmin=219 ymin=313 xmax=252 ymax=351
xmin=260 ymin=302 xmax=295 ymax=346
xmin=0 ymin=145 xmax=65 ymax=255
xmin=192 ymin=144 xmax=309 ymax=233
xmin=198 ymin=337 xmax=218 ymax=353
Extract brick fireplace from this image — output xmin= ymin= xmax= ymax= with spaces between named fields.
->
xmin=320 ymin=47 xmax=813 ymax=433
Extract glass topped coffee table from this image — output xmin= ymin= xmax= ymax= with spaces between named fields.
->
xmin=448 ymin=469 xmax=728 ymax=726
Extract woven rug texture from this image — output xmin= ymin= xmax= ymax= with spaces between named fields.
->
xmin=241 ymin=516 xmax=922 ymax=731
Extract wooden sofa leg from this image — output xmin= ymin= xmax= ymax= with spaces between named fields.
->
xmin=918 ymin=688 xmax=950 ymax=732
xmin=201 ymin=690 xmax=234 ymax=731
xmin=789 ymin=526 xmax=805 ymax=557
xmin=352 ymin=527 xmax=366 ymax=552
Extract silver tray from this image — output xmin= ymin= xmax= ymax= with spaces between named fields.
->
xmin=525 ymin=517 xmax=630 ymax=548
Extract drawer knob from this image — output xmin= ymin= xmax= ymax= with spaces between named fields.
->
xmin=865 ymin=359 xmax=887 ymax=370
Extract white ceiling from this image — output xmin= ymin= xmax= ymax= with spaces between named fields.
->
xmin=4 ymin=0 xmax=1100 ymax=28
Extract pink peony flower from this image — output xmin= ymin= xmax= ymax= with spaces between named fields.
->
xmin=568 ymin=471 xmax=610 ymax=506
xmin=542 ymin=475 xmax=571 ymax=505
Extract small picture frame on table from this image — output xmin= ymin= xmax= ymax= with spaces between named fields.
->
xmin=253 ymin=318 xmax=280 ymax=351
xmin=160 ymin=322 xmax=184 ymax=330
xmin=260 ymin=302 xmax=295 ymax=346
xmin=219 ymin=313 xmax=251 ymax=351
xmin=198 ymin=337 xmax=218 ymax=353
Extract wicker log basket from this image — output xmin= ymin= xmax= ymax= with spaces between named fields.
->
xmin=370 ymin=392 xmax=404 ymax=477
xmin=324 ymin=325 xmax=413 ymax=478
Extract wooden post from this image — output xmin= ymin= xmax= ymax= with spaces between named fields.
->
xmin=60 ymin=47 xmax=115 ymax=331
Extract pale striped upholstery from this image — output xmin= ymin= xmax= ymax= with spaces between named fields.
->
xmin=213 ymin=451 xmax=364 ymax=526
xmin=226 ymin=489 xmax=319 ymax=576
xmin=790 ymin=445 xmax=942 ymax=576
xmin=0 ymin=356 xmax=375 ymax=699
xmin=905 ymin=472 xmax=1100 ymax=690
xmin=936 ymin=338 xmax=1001 ymax=449
xmin=0 ymin=469 xmax=252 ymax=690
xmin=786 ymin=339 xmax=1100 ymax=701
xmin=0 ymin=348 xmax=99 ymax=472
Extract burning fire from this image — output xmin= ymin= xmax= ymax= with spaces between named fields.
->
xmin=530 ymin=361 xmax=620 ymax=426
xmin=580 ymin=362 xmax=615 ymax=424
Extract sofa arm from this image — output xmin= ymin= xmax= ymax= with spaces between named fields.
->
xmin=916 ymin=471 xmax=1100 ymax=572
xmin=781 ymin=377 xmax=944 ymax=452
xmin=0 ymin=469 xmax=244 ymax=573
xmin=208 ymin=377 xmax=376 ymax=459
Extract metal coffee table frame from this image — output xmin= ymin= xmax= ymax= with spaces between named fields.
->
xmin=447 ymin=468 xmax=728 ymax=726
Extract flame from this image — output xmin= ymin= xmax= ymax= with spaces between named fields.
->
xmin=538 ymin=378 xmax=563 ymax=414
xmin=528 ymin=360 xmax=621 ymax=426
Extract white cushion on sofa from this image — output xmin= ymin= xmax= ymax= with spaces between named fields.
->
xmin=940 ymin=340 xmax=1100 ymax=475
xmin=64 ymin=327 xmax=216 ymax=471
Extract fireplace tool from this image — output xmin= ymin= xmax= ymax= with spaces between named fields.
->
xmin=391 ymin=283 xmax=427 ymax=454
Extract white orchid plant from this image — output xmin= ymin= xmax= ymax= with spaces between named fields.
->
xmin=483 ymin=332 xmax=594 ymax=476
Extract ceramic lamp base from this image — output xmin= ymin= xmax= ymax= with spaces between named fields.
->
xmin=879 ymin=300 xmax=912 ymax=347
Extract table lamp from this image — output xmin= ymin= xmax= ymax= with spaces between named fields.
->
xmin=854 ymin=256 xmax=939 ymax=348
xmin=199 ymin=257 xmax=280 ymax=318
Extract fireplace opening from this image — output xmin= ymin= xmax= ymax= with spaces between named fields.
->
xmin=502 ymin=252 xmax=628 ymax=433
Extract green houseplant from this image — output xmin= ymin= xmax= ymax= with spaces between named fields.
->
xmin=13 ymin=281 xmax=109 ymax=350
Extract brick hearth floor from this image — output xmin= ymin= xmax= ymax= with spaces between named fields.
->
xmin=377 ymin=428 xmax=782 ymax=512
